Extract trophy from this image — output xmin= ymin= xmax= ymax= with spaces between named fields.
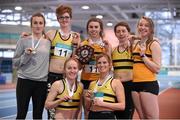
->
xmin=76 ymin=45 xmax=94 ymax=64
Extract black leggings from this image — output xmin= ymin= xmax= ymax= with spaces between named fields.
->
xmin=16 ymin=78 xmax=47 ymax=119
xmin=88 ymin=111 xmax=116 ymax=119
xmin=115 ymin=81 xmax=134 ymax=119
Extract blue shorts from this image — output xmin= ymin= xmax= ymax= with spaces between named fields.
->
xmin=132 ymin=81 xmax=159 ymax=95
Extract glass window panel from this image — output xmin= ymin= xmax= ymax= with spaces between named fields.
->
xmin=177 ymin=43 xmax=180 ymax=66
xmin=14 ymin=13 xmax=21 ymax=20
xmin=3 ymin=50 xmax=14 ymax=58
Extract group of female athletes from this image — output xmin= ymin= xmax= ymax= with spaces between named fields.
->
xmin=13 ymin=4 xmax=161 ymax=119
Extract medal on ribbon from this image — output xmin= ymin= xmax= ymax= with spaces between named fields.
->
xmin=65 ymin=78 xmax=75 ymax=102
xmin=31 ymin=35 xmax=42 ymax=54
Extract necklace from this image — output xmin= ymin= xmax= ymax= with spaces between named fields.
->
xmin=89 ymin=38 xmax=105 ymax=47
xmin=31 ymin=34 xmax=42 ymax=54
xmin=59 ymin=29 xmax=73 ymax=39
xmin=118 ymin=41 xmax=129 ymax=52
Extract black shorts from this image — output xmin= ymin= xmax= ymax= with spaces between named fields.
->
xmin=88 ymin=111 xmax=115 ymax=119
xmin=81 ymin=80 xmax=92 ymax=89
xmin=132 ymin=81 xmax=159 ymax=95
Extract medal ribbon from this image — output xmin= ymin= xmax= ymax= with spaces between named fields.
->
xmin=93 ymin=74 xmax=112 ymax=93
xmin=31 ymin=34 xmax=42 ymax=51
xmin=65 ymin=78 xmax=75 ymax=97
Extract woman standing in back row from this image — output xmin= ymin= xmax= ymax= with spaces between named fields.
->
xmin=46 ymin=4 xmax=81 ymax=118
xmin=13 ymin=12 xmax=50 ymax=119
xmin=80 ymin=18 xmax=111 ymax=118
xmin=112 ymin=22 xmax=134 ymax=119
xmin=132 ymin=16 xmax=162 ymax=119
xmin=47 ymin=4 xmax=81 ymax=91
xmin=80 ymin=17 xmax=111 ymax=89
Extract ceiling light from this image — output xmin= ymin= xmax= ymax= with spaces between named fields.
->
xmin=107 ymin=22 xmax=113 ymax=26
xmin=2 ymin=9 xmax=12 ymax=13
xmin=81 ymin=5 xmax=89 ymax=10
xmin=15 ymin=6 xmax=22 ymax=11
xmin=96 ymin=15 xmax=103 ymax=19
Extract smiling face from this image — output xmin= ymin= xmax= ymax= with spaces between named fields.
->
xmin=115 ymin=25 xmax=129 ymax=42
xmin=96 ymin=54 xmax=112 ymax=74
xmin=137 ymin=17 xmax=154 ymax=39
xmin=88 ymin=21 xmax=101 ymax=39
xmin=64 ymin=59 xmax=79 ymax=81
xmin=57 ymin=12 xmax=71 ymax=28
xmin=31 ymin=16 xmax=45 ymax=35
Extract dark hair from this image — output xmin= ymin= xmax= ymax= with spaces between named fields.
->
xmin=56 ymin=4 xmax=72 ymax=18
xmin=30 ymin=12 xmax=46 ymax=27
xmin=114 ymin=21 xmax=131 ymax=33
xmin=86 ymin=17 xmax=104 ymax=38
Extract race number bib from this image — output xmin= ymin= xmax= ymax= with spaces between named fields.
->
xmin=84 ymin=61 xmax=99 ymax=73
xmin=54 ymin=43 xmax=72 ymax=58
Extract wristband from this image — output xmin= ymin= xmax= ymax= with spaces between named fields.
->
xmin=140 ymin=54 xmax=146 ymax=58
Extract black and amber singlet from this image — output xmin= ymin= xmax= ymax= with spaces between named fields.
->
xmin=132 ymin=40 xmax=159 ymax=82
xmin=55 ymin=79 xmax=83 ymax=110
xmin=112 ymin=46 xmax=133 ymax=73
xmin=89 ymin=77 xmax=117 ymax=103
xmin=50 ymin=30 xmax=73 ymax=60
xmin=81 ymin=40 xmax=106 ymax=81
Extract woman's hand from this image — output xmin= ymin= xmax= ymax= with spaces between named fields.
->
xmin=86 ymin=90 xmax=93 ymax=99
xmin=25 ymin=48 xmax=34 ymax=54
xmin=72 ymin=32 xmax=81 ymax=44
xmin=139 ymin=42 xmax=146 ymax=56
xmin=93 ymin=98 xmax=103 ymax=106
xmin=103 ymin=39 xmax=110 ymax=48
xmin=21 ymin=32 xmax=30 ymax=38
xmin=128 ymin=35 xmax=141 ymax=41
xmin=61 ymin=95 xmax=71 ymax=102
xmin=103 ymin=40 xmax=112 ymax=56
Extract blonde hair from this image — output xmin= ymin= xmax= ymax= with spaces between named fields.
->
xmin=137 ymin=16 xmax=155 ymax=44
xmin=96 ymin=53 xmax=112 ymax=71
